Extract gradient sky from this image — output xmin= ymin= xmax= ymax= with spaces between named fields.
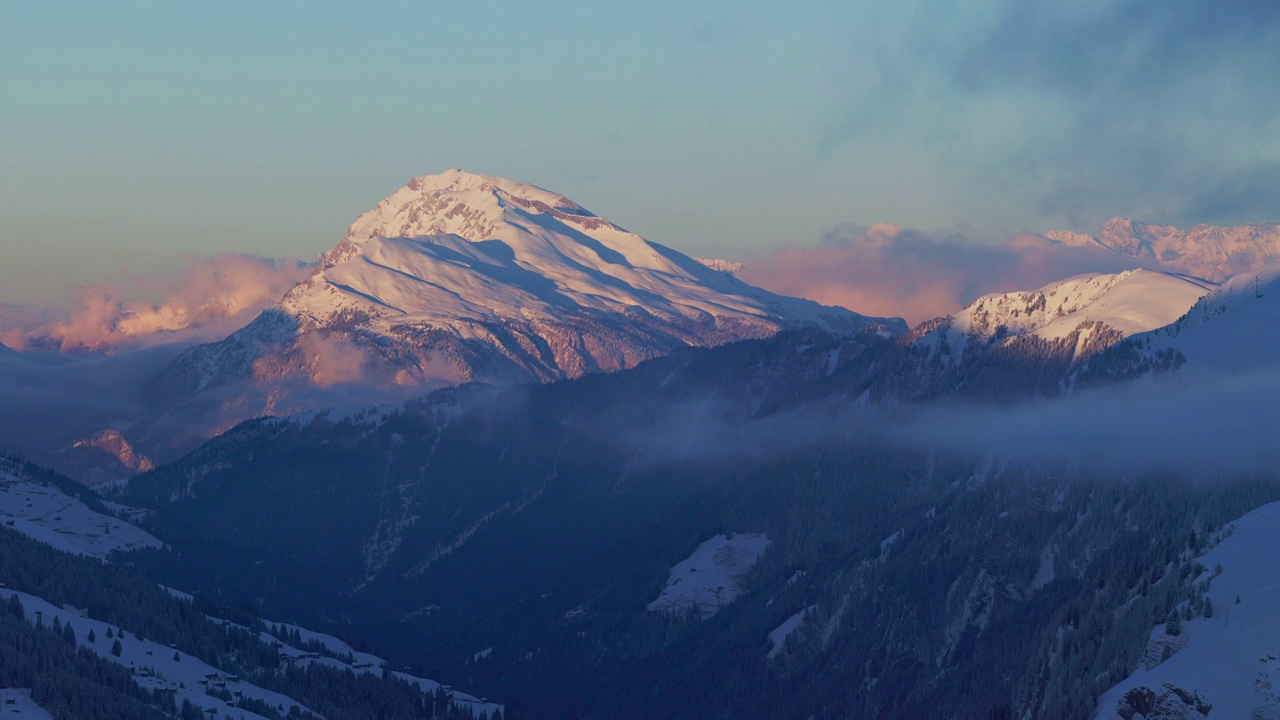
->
xmin=3 ymin=1 xmax=1279 ymax=305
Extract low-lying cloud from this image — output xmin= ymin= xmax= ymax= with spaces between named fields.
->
xmin=740 ymin=223 xmax=1136 ymax=325
xmin=0 ymin=254 xmax=310 ymax=352
xmin=897 ymin=370 xmax=1280 ymax=477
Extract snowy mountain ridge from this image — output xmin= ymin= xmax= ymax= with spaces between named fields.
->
xmin=284 ymin=168 xmax=878 ymax=333
xmin=910 ymin=269 xmax=1212 ymax=367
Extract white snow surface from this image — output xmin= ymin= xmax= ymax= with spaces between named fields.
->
xmin=920 ymin=270 xmax=1212 ymax=363
xmin=648 ymin=533 xmax=770 ymax=618
xmin=0 ymin=467 xmax=162 ymax=558
xmin=0 ymin=689 xmax=53 ymax=719
xmin=7 ymin=597 xmax=501 ymax=720
xmin=1095 ymin=500 xmax=1280 ymax=719
xmin=282 ymin=169 xmax=896 ymax=335
xmin=1031 ymin=543 xmax=1056 ymax=591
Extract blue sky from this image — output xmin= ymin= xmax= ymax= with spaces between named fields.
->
xmin=3 ymin=1 xmax=1278 ymax=305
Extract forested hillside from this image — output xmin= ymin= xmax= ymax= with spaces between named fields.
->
xmin=0 ymin=462 xmax=500 ymax=720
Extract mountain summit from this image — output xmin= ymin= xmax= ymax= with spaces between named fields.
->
xmin=279 ymin=169 xmax=880 ymax=343
xmin=151 ymin=171 xmax=902 ymax=417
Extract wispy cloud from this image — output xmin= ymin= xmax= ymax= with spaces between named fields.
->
xmin=896 ymin=369 xmax=1280 ymax=477
xmin=817 ymin=0 xmax=1280 ymax=233
xmin=740 ymin=223 xmax=1134 ymax=324
xmin=0 ymin=254 xmax=309 ymax=351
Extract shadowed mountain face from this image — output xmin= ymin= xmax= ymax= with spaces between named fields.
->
xmin=146 ymin=170 xmax=902 ymax=434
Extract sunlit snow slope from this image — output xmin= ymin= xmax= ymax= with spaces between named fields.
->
xmin=1139 ymin=263 xmax=1280 ymax=374
xmin=911 ymin=269 xmax=1212 ymax=365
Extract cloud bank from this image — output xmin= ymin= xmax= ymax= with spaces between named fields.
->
xmin=0 ymin=254 xmax=310 ymax=351
xmin=897 ymin=369 xmax=1280 ymax=478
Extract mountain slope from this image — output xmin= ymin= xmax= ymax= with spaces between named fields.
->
xmin=150 ymin=170 xmax=901 ymax=418
xmin=1082 ymin=262 xmax=1280 ymax=384
xmin=1095 ymin=501 xmax=1280 ymax=720
xmin=44 ymin=429 xmax=156 ymax=487
xmin=0 ymin=456 xmax=499 ymax=719
xmin=873 ymin=269 xmax=1211 ymax=401
xmin=1147 ymin=263 xmax=1280 ymax=375
xmin=1047 ymin=218 xmax=1280 ymax=282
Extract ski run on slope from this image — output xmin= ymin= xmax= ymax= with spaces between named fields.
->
xmin=1128 ymin=261 xmax=1280 ymax=377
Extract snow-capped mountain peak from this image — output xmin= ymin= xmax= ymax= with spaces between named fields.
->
xmin=341 ymin=169 xmax=606 ymax=247
xmin=152 ymin=171 xmax=902 ymax=423
xmin=952 ymin=270 xmax=1213 ymax=341
xmin=286 ymin=169 xmax=885 ymax=335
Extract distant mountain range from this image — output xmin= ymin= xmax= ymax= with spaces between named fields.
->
xmin=1046 ymin=217 xmax=1280 ymax=282
xmin=8 ymin=173 xmax=1280 ymax=484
